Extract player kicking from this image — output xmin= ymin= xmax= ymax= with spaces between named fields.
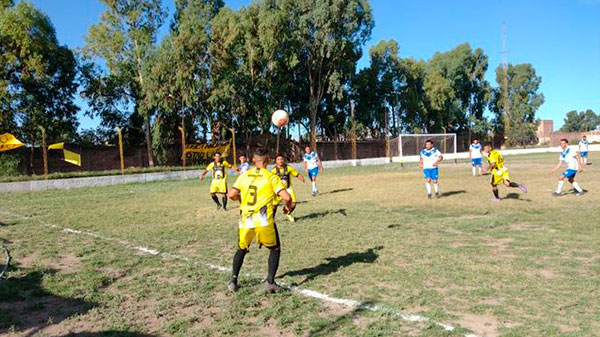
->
xmin=469 ymin=138 xmax=484 ymax=176
xmin=552 ymin=138 xmax=585 ymax=196
xmin=200 ymin=152 xmax=234 ymax=210
xmin=579 ymin=135 xmax=590 ymax=165
xmin=303 ymin=146 xmax=323 ymax=196
xmin=483 ymin=144 xmax=527 ymax=202
xmin=227 ymin=149 xmax=293 ymax=293
xmin=238 ymin=154 xmax=250 ymax=173
xmin=419 ymin=140 xmax=443 ymax=199
xmin=272 ymin=154 xmax=307 ymax=222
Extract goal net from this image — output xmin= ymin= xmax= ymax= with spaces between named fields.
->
xmin=390 ymin=133 xmax=457 ymax=157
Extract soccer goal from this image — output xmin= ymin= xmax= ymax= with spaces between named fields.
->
xmin=390 ymin=133 xmax=457 ymax=157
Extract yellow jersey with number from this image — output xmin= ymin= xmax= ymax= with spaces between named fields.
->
xmin=486 ymin=150 xmax=505 ymax=172
xmin=271 ymin=165 xmax=299 ymax=188
xmin=206 ymin=160 xmax=231 ymax=180
xmin=233 ymin=167 xmax=286 ymax=228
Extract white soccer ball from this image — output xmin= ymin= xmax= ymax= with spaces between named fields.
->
xmin=272 ymin=109 xmax=289 ymax=128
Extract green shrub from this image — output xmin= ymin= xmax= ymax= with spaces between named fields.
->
xmin=0 ymin=153 xmax=21 ymax=177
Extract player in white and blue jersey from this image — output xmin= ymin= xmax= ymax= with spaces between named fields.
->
xmin=552 ymin=138 xmax=585 ymax=196
xmin=238 ymin=155 xmax=250 ymax=173
xmin=303 ymin=146 xmax=323 ymax=196
xmin=469 ymin=138 xmax=484 ymax=176
xmin=419 ymin=140 xmax=444 ymax=199
xmin=578 ymin=135 xmax=590 ymax=165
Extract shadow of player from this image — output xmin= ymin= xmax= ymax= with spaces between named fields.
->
xmin=439 ymin=190 xmax=467 ymax=198
xmin=321 ymin=188 xmax=353 ymax=195
xmin=295 ymin=209 xmax=347 ymax=220
xmin=503 ymin=193 xmax=532 ymax=202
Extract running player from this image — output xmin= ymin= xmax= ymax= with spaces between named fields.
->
xmin=552 ymin=138 xmax=585 ymax=196
xmin=469 ymin=138 xmax=484 ymax=176
xmin=303 ymin=146 xmax=323 ymax=196
xmin=272 ymin=154 xmax=307 ymax=222
xmin=227 ymin=149 xmax=293 ymax=293
xmin=199 ymin=152 xmax=233 ymax=210
xmin=579 ymin=135 xmax=590 ymax=165
xmin=238 ymin=154 xmax=250 ymax=173
xmin=483 ymin=144 xmax=528 ymax=202
xmin=419 ymin=140 xmax=443 ymax=199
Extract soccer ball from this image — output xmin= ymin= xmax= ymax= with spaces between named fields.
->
xmin=272 ymin=109 xmax=289 ymax=128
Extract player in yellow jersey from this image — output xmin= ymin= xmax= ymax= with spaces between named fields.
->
xmin=272 ymin=154 xmax=307 ymax=222
xmin=483 ymin=144 xmax=528 ymax=202
xmin=227 ymin=149 xmax=293 ymax=293
xmin=200 ymin=152 xmax=234 ymax=210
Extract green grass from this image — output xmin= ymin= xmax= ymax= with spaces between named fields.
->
xmin=1 ymin=152 xmax=599 ymax=336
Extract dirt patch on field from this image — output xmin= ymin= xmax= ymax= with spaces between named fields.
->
xmin=457 ymin=312 xmax=500 ymax=337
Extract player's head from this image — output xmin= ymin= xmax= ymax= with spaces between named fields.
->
xmin=424 ymin=139 xmax=433 ymax=150
xmin=483 ymin=143 xmax=493 ymax=152
xmin=213 ymin=152 xmax=221 ymax=162
xmin=275 ymin=154 xmax=285 ymax=167
xmin=239 ymin=154 xmax=247 ymax=163
xmin=304 ymin=146 xmax=312 ymax=154
xmin=472 ymin=138 xmax=479 ymax=144
xmin=583 ymin=135 xmax=587 ymax=140
xmin=560 ymin=138 xmax=569 ymax=149
xmin=253 ymin=148 xmax=269 ymax=167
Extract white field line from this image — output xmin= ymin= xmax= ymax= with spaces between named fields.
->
xmin=12 ymin=220 xmax=480 ymax=336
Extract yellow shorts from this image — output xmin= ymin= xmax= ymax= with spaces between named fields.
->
xmin=210 ymin=179 xmax=227 ymax=194
xmin=238 ymin=206 xmax=278 ymax=249
xmin=491 ymin=168 xmax=510 ymax=186
xmin=274 ymin=188 xmax=297 ymax=205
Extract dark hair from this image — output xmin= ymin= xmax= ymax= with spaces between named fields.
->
xmin=484 ymin=143 xmax=493 ymax=148
xmin=472 ymin=138 xmax=479 ymax=142
xmin=214 ymin=152 xmax=221 ymax=156
xmin=239 ymin=154 xmax=246 ymax=158
xmin=425 ymin=139 xmax=433 ymax=144
xmin=254 ymin=148 xmax=269 ymax=157
xmin=275 ymin=153 xmax=285 ymax=159
xmin=560 ymin=138 xmax=569 ymax=143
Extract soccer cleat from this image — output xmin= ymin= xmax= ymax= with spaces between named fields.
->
xmin=223 ymin=206 xmax=227 ymax=211
xmin=553 ymin=192 xmax=562 ymax=197
xmin=518 ymin=184 xmax=528 ymax=194
xmin=311 ymin=191 xmax=316 ymax=197
xmin=493 ymin=198 xmax=501 ymax=203
xmin=216 ymin=204 xmax=222 ymax=211
xmin=264 ymin=282 xmax=283 ymax=293
xmin=575 ymin=191 xmax=585 ymax=196
xmin=228 ymin=282 xmax=239 ymax=292
xmin=427 ymin=194 xmax=432 ymax=200
xmin=286 ymin=214 xmax=295 ymax=222
xmin=435 ymin=192 xmax=440 ymax=199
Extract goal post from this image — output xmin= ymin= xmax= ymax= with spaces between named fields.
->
xmin=390 ymin=133 xmax=458 ymax=159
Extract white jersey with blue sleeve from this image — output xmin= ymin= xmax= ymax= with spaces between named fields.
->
xmin=469 ymin=143 xmax=482 ymax=158
xmin=239 ymin=162 xmax=250 ymax=173
xmin=579 ymin=140 xmax=589 ymax=152
xmin=303 ymin=151 xmax=319 ymax=170
xmin=420 ymin=147 xmax=442 ymax=169
xmin=560 ymin=147 xmax=579 ymax=170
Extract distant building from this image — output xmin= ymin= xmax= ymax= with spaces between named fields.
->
xmin=536 ymin=120 xmax=554 ymax=145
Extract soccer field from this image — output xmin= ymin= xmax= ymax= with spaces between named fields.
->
xmin=1 ymin=152 xmax=599 ymax=337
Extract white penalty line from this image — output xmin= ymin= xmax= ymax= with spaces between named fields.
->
xmin=41 ymin=223 xmax=479 ymax=337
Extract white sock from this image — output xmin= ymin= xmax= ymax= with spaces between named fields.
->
xmin=434 ymin=184 xmax=439 ymax=193
xmin=556 ymin=180 xmax=564 ymax=193
xmin=472 ymin=167 xmax=476 ymax=176
xmin=425 ymin=183 xmax=432 ymax=195
xmin=572 ymin=181 xmax=583 ymax=192
xmin=312 ymin=181 xmax=317 ymax=193
xmin=478 ymin=167 xmax=482 ymax=175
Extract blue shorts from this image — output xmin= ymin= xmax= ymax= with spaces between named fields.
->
xmin=423 ymin=168 xmax=439 ymax=180
xmin=581 ymin=152 xmax=588 ymax=158
xmin=471 ymin=158 xmax=482 ymax=166
xmin=308 ymin=167 xmax=319 ymax=179
xmin=562 ymin=169 xmax=577 ymax=178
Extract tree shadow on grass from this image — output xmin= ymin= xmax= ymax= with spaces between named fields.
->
xmin=0 ymin=267 xmax=97 ymax=336
xmin=503 ymin=193 xmax=531 ymax=202
xmin=56 ymin=331 xmax=159 ymax=337
xmin=440 ymin=190 xmax=466 ymax=198
xmin=307 ymin=301 xmax=375 ymax=336
xmin=279 ymin=247 xmax=383 ymax=286
xmin=295 ymin=209 xmax=347 ymax=221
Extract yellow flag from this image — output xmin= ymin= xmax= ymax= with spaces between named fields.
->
xmin=49 ymin=142 xmax=81 ymax=166
xmin=48 ymin=142 xmax=64 ymax=150
xmin=0 ymin=133 xmax=25 ymax=152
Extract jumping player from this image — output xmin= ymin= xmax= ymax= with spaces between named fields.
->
xmin=578 ymin=135 xmax=590 ymax=165
xmin=469 ymin=138 xmax=484 ymax=176
xmin=419 ymin=140 xmax=443 ymax=199
xmin=272 ymin=154 xmax=307 ymax=222
xmin=303 ymin=146 xmax=323 ymax=196
xmin=552 ymin=139 xmax=585 ymax=196
xmin=483 ymin=144 xmax=528 ymax=202
xmin=227 ymin=149 xmax=293 ymax=293
xmin=200 ymin=152 xmax=233 ymax=210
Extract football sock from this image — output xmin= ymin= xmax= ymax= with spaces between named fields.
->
xmin=425 ymin=183 xmax=432 ymax=195
xmin=211 ymin=195 xmax=221 ymax=206
xmin=556 ymin=180 xmax=564 ymax=193
xmin=231 ymin=248 xmax=247 ymax=284
xmin=222 ymin=196 xmax=228 ymax=209
xmin=312 ymin=181 xmax=317 ymax=193
xmin=509 ymin=182 xmax=519 ymax=188
xmin=434 ymin=184 xmax=439 ymax=193
xmin=267 ymin=247 xmax=281 ymax=284
xmin=472 ymin=167 xmax=476 ymax=176
xmin=572 ymin=181 xmax=583 ymax=193
xmin=493 ymin=188 xmax=500 ymax=199
xmin=478 ymin=167 xmax=482 ymax=175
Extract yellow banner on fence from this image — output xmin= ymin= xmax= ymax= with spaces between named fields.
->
xmin=0 ymin=133 xmax=25 ymax=152
xmin=185 ymin=140 xmax=231 ymax=161
xmin=49 ymin=142 xmax=82 ymax=166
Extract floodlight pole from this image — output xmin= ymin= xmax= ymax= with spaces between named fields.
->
xmin=38 ymin=126 xmax=48 ymax=179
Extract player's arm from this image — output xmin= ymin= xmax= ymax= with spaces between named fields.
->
xmin=419 ymin=156 xmax=423 ymax=169
xmin=576 ymin=154 xmax=584 ymax=172
xmin=303 ymin=160 xmax=307 ymax=173
xmin=227 ymin=187 xmax=240 ymax=201
xmin=551 ymin=159 xmax=562 ymax=174
xmin=291 ymin=167 xmax=307 ymax=184
xmin=199 ymin=169 xmax=209 ymax=181
xmin=434 ymin=153 xmax=443 ymax=167
xmin=317 ymin=156 xmax=324 ymax=172
xmin=278 ymin=189 xmax=294 ymax=214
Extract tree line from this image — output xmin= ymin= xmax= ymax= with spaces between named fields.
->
xmin=2 ymin=0 xmax=554 ymax=167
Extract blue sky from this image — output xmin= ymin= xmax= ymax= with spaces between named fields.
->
xmin=25 ymin=0 xmax=600 ymax=130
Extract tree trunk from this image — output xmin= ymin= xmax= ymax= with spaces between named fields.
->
xmin=144 ymin=113 xmax=154 ymax=167
xmin=310 ymin=98 xmax=318 ymax=150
